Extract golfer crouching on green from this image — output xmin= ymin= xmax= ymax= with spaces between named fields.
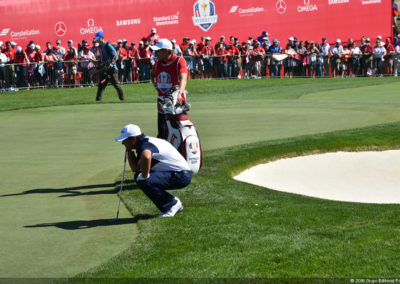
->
xmin=116 ymin=124 xmax=192 ymax=217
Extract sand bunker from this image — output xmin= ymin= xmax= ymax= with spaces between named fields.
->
xmin=234 ymin=150 xmax=400 ymax=204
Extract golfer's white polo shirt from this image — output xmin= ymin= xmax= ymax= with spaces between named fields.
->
xmin=137 ymin=136 xmax=190 ymax=172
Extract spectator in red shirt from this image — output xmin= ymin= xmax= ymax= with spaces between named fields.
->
xmin=139 ymin=42 xmax=153 ymax=82
xmin=251 ymin=41 xmax=265 ymax=77
xmin=383 ymin=38 xmax=395 ymax=75
xmin=44 ymin=49 xmax=57 ymax=87
xmin=147 ymin=28 xmax=160 ymax=45
xmin=180 ymin=37 xmax=190 ymax=55
xmin=3 ymin=41 xmax=16 ymax=88
xmin=33 ymin=45 xmax=45 ymax=87
xmin=199 ymin=37 xmax=213 ymax=79
xmin=215 ymin=42 xmax=228 ymax=79
xmin=227 ymin=40 xmax=240 ymax=78
xmin=127 ymin=42 xmax=138 ymax=82
xmin=360 ymin=38 xmax=373 ymax=76
xmin=64 ymin=47 xmax=78 ymax=87
xmin=15 ymin=46 xmax=30 ymax=88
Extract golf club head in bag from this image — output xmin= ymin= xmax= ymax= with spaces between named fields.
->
xmin=161 ymin=87 xmax=190 ymax=115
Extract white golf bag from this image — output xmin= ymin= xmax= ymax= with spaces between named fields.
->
xmin=161 ymin=89 xmax=203 ymax=175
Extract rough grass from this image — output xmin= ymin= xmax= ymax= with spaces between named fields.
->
xmin=82 ymin=122 xmax=400 ymax=279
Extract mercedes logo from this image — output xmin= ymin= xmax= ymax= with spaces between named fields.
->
xmin=55 ymin=22 xmax=66 ymax=37
xmin=276 ymin=0 xmax=287 ymax=14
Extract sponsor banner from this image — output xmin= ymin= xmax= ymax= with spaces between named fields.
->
xmin=0 ymin=0 xmax=391 ymax=48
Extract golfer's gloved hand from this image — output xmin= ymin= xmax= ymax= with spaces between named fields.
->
xmin=137 ymin=173 xmax=150 ymax=182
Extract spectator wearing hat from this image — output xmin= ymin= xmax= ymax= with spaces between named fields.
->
xmin=321 ymin=37 xmax=330 ymax=77
xmin=67 ymin=40 xmax=77 ymax=55
xmin=15 ymin=46 xmax=30 ymax=88
xmin=147 ymin=28 xmax=159 ymax=45
xmin=93 ymin=31 xmax=125 ymax=100
xmin=330 ymin=39 xmax=344 ymax=78
xmin=284 ymin=37 xmax=297 ymax=78
xmin=257 ymin=31 xmax=270 ymax=46
xmin=268 ymin=39 xmax=282 ymax=78
xmin=25 ymin=43 xmax=36 ymax=83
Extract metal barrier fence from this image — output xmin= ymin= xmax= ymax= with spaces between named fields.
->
xmin=1 ymin=54 xmax=399 ymax=92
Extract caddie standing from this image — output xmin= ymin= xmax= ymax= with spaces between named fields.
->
xmin=93 ymin=31 xmax=125 ymax=101
xmin=150 ymin=39 xmax=188 ymax=139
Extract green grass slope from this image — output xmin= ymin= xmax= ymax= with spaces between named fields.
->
xmin=0 ymin=78 xmax=400 ymax=278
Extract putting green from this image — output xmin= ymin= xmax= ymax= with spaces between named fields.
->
xmin=1 ymin=80 xmax=400 ymax=277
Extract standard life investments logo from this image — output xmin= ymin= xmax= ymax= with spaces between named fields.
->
xmin=192 ymin=0 xmax=218 ymax=32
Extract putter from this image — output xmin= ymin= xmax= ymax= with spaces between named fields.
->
xmin=109 ymin=150 xmax=128 ymax=223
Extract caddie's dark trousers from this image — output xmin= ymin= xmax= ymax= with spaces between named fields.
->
xmin=96 ymin=70 xmax=124 ymax=101
xmin=136 ymin=170 xmax=192 ymax=212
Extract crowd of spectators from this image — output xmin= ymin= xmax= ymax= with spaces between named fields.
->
xmin=1 ymin=27 xmax=400 ymax=92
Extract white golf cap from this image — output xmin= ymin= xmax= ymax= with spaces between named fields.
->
xmin=206 ymin=36 xmax=211 ymax=41
xmin=336 ymin=38 xmax=341 ymax=43
xmin=68 ymin=40 xmax=73 ymax=44
xmin=11 ymin=41 xmax=16 ymax=46
xmin=151 ymin=28 xmax=156 ymax=33
xmin=35 ymin=45 xmax=41 ymax=49
xmin=289 ymin=37 xmax=294 ymax=41
xmin=0 ymin=41 xmax=3 ymax=46
xmin=115 ymin=124 xmax=142 ymax=142
xmin=150 ymin=38 xmax=173 ymax=51
xmin=171 ymin=39 xmax=176 ymax=43
xmin=377 ymin=35 xmax=382 ymax=39
xmin=16 ymin=46 xmax=22 ymax=52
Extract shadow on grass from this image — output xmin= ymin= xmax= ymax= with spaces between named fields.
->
xmin=24 ymin=214 xmax=155 ymax=230
xmin=0 ymin=180 xmax=137 ymax=198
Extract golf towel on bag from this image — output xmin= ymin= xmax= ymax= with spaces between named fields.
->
xmin=166 ymin=118 xmax=202 ymax=175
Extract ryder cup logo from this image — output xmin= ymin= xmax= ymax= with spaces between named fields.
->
xmin=192 ymin=0 xmax=218 ymax=32
xmin=276 ymin=0 xmax=287 ymax=14
xmin=157 ymin=72 xmax=172 ymax=93
xmin=189 ymin=141 xmax=199 ymax=154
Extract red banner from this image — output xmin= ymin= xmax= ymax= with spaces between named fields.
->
xmin=0 ymin=0 xmax=392 ymax=48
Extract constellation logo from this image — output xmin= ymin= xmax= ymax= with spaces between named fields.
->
xmin=276 ymin=0 xmax=287 ymax=14
xmin=55 ymin=22 xmax=66 ymax=37
xmin=80 ymin=19 xmax=103 ymax=35
xmin=298 ymin=0 xmax=318 ymax=12
xmin=192 ymin=0 xmax=218 ymax=32
xmin=0 ymin=28 xmax=10 ymax=36
xmin=229 ymin=6 xmax=238 ymax=13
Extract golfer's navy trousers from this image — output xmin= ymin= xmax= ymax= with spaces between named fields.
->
xmin=136 ymin=170 xmax=192 ymax=212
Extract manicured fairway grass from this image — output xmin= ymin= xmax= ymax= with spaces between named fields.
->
xmin=0 ymin=77 xmax=400 ymax=278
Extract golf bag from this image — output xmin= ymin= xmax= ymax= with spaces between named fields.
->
xmin=161 ymin=88 xmax=202 ymax=175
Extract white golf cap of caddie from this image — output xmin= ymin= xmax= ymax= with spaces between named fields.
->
xmin=115 ymin=124 xmax=142 ymax=142
xmin=150 ymin=38 xmax=173 ymax=51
